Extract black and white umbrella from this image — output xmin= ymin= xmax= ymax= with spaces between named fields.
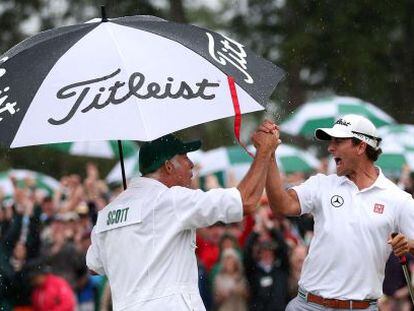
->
xmin=0 ymin=13 xmax=284 ymax=187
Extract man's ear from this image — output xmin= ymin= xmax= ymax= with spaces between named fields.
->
xmin=357 ymin=141 xmax=367 ymax=156
xmin=164 ymin=160 xmax=175 ymax=174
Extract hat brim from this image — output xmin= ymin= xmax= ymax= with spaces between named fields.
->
xmin=180 ymin=140 xmax=202 ymax=154
xmin=314 ymin=128 xmax=353 ymax=141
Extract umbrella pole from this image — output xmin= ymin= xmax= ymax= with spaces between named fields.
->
xmin=117 ymin=140 xmax=127 ymax=190
xmin=101 ymin=5 xmax=108 ymax=22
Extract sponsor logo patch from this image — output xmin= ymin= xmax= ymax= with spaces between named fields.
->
xmin=373 ymin=203 xmax=384 ymax=214
xmin=335 ymin=118 xmax=351 ymax=126
xmin=330 ymin=195 xmax=344 ymax=208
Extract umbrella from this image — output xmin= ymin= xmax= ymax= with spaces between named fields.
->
xmin=198 ymin=145 xmax=252 ymax=177
xmin=106 ymin=149 xmax=204 ymax=184
xmin=375 ymin=127 xmax=414 ymax=172
xmin=0 ymin=13 xmax=284 ymax=189
xmin=198 ymin=144 xmax=320 ymax=181
xmin=376 ymin=140 xmax=414 ymax=172
xmin=47 ymin=140 xmax=138 ymax=159
xmin=0 ymin=14 xmax=284 ymax=146
xmin=280 ymin=96 xmax=395 ymax=137
xmin=377 ymin=124 xmax=414 ymax=151
xmin=275 ymin=144 xmax=320 ymax=174
xmin=0 ymin=169 xmax=60 ymax=199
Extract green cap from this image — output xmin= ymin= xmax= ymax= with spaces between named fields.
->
xmin=139 ymin=134 xmax=201 ymax=175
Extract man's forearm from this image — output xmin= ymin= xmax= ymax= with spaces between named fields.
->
xmin=238 ymin=149 xmax=273 ymax=215
xmin=266 ymin=155 xmax=300 ymax=216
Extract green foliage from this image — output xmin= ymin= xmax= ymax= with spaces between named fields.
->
xmin=0 ymin=0 xmax=42 ymax=51
xmin=229 ymin=0 xmax=414 ymax=123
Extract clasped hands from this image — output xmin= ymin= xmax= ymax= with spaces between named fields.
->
xmin=251 ymin=119 xmax=281 ymax=154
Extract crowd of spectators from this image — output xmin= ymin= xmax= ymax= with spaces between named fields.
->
xmin=0 ymin=161 xmax=413 ymax=310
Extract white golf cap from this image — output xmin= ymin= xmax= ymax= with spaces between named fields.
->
xmin=315 ymin=114 xmax=382 ymax=150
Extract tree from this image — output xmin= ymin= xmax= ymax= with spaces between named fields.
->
xmin=0 ymin=0 xmax=43 ymax=52
xmin=228 ymin=0 xmax=414 ymax=123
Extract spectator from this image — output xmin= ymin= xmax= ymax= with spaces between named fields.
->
xmin=243 ymin=209 xmax=290 ymax=311
xmin=39 ymin=196 xmax=56 ymax=226
xmin=198 ymin=260 xmax=213 ymax=311
xmin=0 ymin=200 xmax=13 ymax=239
xmin=379 ymin=253 xmax=414 ymax=311
xmin=196 ymin=222 xmax=226 ymax=272
xmin=0 ymin=242 xmax=32 ymax=309
xmin=210 ymin=232 xmax=242 ymax=285
xmin=3 ymin=186 xmax=42 ymax=259
xmin=29 ymin=262 xmax=76 ymax=311
xmin=76 ymin=264 xmax=99 ymax=311
xmin=287 ymin=244 xmax=308 ymax=299
xmin=54 ymin=174 xmax=84 ymax=213
xmin=213 ymin=248 xmax=248 ymax=311
xmin=42 ymin=213 xmax=84 ymax=289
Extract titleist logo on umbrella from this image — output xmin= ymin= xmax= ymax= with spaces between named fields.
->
xmin=0 ymin=57 xmax=19 ymax=122
xmin=48 ymin=68 xmax=220 ymax=126
xmin=206 ymin=32 xmax=254 ymax=84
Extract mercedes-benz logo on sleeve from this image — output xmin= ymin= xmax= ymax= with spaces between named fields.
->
xmin=330 ymin=195 xmax=344 ymax=207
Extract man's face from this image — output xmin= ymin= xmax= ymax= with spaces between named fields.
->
xmin=41 ymin=200 xmax=54 ymax=216
xmin=259 ymin=248 xmax=275 ymax=265
xmin=170 ymin=154 xmax=194 ymax=188
xmin=31 ymin=274 xmax=46 ymax=287
xmin=328 ymin=137 xmax=361 ymax=176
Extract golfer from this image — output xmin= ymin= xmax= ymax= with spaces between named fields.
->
xmin=259 ymin=115 xmax=414 ymax=310
xmin=86 ymin=131 xmax=277 ymax=311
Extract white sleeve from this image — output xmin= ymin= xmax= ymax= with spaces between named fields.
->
xmin=397 ymin=196 xmax=414 ymax=240
xmin=291 ymin=174 xmax=322 ymax=215
xmin=86 ymin=227 xmax=106 ymax=275
xmin=171 ymin=187 xmax=243 ymax=230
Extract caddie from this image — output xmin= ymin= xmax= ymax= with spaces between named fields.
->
xmin=86 ymin=130 xmax=277 ymax=311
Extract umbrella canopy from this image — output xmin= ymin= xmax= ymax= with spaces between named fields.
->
xmin=0 ymin=14 xmax=284 ymax=149
xmin=47 ymin=140 xmax=138 ymax=159
xmin=198 ymin=144 xmax=320 ymax=179
xmin=198 ymin=145 xmax=252 ymax=177
xmin=0 ymin=169 xmax=60 ymax=199
xmin=376 ymin=139 xmax=414 ymax=172
xmin=275 ymin=144 xmax=320 ymax=174
xmin=106 ymin=149 xmax=204 ymax=184
xmin=280 ymin=96 xmax=395 ymax=137
xmin=377 ymin=124 xmax=414 ymax=151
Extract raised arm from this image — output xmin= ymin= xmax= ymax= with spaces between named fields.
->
xmin=266 ymin=155 xmax=301 ymax=216
xmin=257 ymin=121 xmax=301 ymax=216
xmin=237 ymin=130 xmax=277 ymax=215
